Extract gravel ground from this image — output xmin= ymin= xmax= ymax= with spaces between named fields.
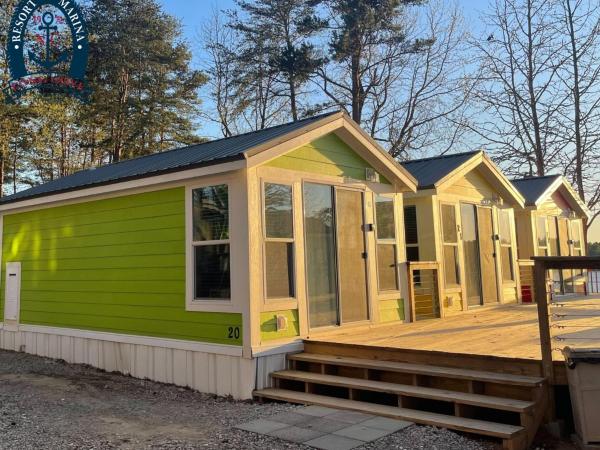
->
xmin=0 ymin=349 xmax=501 ymax=450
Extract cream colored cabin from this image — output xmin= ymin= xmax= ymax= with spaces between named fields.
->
xmin=401 ymin=151 xmax=525 ymax=318
xmin=512 ymin=175 xmax=590 ymax=298
xmin=249 ymin=113 xmax=418 ymax=357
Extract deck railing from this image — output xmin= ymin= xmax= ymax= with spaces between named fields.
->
xmin=587 ymin=269 xmax=600 ymax=294
xmin=406 ymin=261 xmax=443 ymax=322
xmin=533 ymin=257 xmax=600 ymax=385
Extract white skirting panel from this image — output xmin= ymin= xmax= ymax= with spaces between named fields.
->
xmin=0 ymin=327 xmax=256 ymax=399
xmin=253 ymin=341 xmax=304 ymax=390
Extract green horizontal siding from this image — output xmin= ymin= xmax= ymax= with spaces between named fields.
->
xmin=266 ymin=133 xmax=389 ymax=183
xmin=1 ymin=187 xmax=242 ymax=345
xmin=379 ymin=298 xmax=405 ymax=323
xmin=260 ymin=309 xmax=300 ymax=341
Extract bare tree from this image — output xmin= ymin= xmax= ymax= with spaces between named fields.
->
xmin=471 ymin=0 xmax=567 ymax=176
xmin=199 ymin=9 xmax=243 ymax=137
xmin=318 ymin=0 xmax=425 ymax=124
xmin=555 ymin=0 xmax=600 ymax=234
xmin=373 ymin=1 xmax=474 ymax=159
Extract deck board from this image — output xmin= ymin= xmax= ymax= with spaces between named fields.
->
xmin=307 ymin=298 xmax=600 ymax=362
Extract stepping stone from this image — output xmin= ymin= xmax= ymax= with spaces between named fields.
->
xmin=268 ymin=425 xmax=325 ymax=443
xmin=298 ymin=405 xmax=340 ymax=417
xmin=333 ymin=424 xmax=391 ymax=441
xmin=268 ymin=411 xmax=313 ymax=426
xmin=325 ymin=410 xmax=375 ymax=424
xmin=304 ymin=434 xmax=364 ymax=450
xmin=360 ymin=417 xmax=414 ymax=432
xmin=301 ymin=416 xmax=351 ymax=433
xmin=235 ymin=419 xmax=288 ymax=434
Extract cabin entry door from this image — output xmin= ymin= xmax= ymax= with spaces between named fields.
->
xmin=460 ymin=204 xmax=483 ymax=306
xmin=476 ymin=207 xmax=499 ymax=304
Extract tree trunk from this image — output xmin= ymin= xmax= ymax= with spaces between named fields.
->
xmin=565 ymin=0 xmax=585 ymax=202
xmin=351 ymin=51 xmax=362 ymax=123
xmin=526 ymin=0 xmax=545 ymax=176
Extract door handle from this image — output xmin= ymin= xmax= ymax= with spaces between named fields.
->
xmin=362 ymin=252 xmax=368 ymax=259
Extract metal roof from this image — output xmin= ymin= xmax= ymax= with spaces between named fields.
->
xmin=400 ymin=151 xmax=480 ymax=189
xmin=0 ymin=111 xmax=340 ymax=204
xmin=511 ymin=175 xmax=562 ymax=206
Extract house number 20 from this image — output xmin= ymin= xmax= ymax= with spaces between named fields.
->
xmin=227 ymin=327 xmax=240 ymax=339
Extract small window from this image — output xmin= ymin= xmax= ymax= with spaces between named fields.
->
xmin=571 ymin=220 xmax=582 ymax=251
xmin=375 ymin=196 xmax=395 ymax=239
xmin=264 ymin=182 xmax=295 ymax=299
xmin=404 ymin=205 xmax=419 ymax=262
xmin=375 ymin=195 xmax=398 ymax=291
xmin=536 ymin=216 xmax=548 ymax=256
xmin=441 ymin=204 xmax=460 ymax=286
xmin=499 ymin=209 xmax=514 ymax=282
xmin=192 ymin=185 xmax=230 ymax=300
xmin=571 ymin=220 xmax=583 ymax=276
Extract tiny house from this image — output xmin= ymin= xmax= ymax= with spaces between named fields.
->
xmin=401 ymin=151 xmax=525 ymax=317
xmin=0 ymin=111 xmax=417 ymax=399
xmin=512 ymin=175 xmax=590 ymax=297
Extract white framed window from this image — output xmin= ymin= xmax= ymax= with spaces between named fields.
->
xmin=498 ymin=209 xmax=514 ymax=282
xmin=263 ymin=182 xmax=295 ymax=300
xmin=536 ymin=215 xmax=548 ymax=256
xmin=375 ymin=195 xmax=399 ymax=291
xmin=570 ymin=220 xmax=584 ymax=276
xmin=441 ymin=203 xmax=460 ymax=287
xmin=191 ymin=184 xmax=231 ymax=301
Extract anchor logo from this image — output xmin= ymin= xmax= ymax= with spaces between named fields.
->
xmin=28 ymin=11 xmax=69 ymax=72
xmin=4 ymin=0 xmax=90 ymax=103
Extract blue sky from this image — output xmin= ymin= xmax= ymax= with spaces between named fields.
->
xmin=158 ymin=0 xmax=486 ymax=68
xmin=157 ymin=0 xmax=600 ymax=241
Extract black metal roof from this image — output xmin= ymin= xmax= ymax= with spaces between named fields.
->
xmin=511 ymin=175 xmax=562 ymax=206
xmin=0 ymin=111 xmax=340 ymax=204
xmin=400 ymin=151 xmax=480 ymax=189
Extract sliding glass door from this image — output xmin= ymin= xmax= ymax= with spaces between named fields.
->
xmin=303 ymin=183 xmax=338 ymax=327
xmin=460 ymin=203 xmax=482 ymax=306
xmin=303 ymin=183 xmax=369 ymax=328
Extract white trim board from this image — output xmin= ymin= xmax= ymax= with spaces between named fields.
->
xmin=15 ymin=324 xmax=243 ymax=357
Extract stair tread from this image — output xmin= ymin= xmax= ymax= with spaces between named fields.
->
xmin=254 ymin=388 xmax=525 ymax=438
xmin=289 ymin=353 xmax=544 ymax=386
xmin=272 ymin=370 xmax=535 ymax=412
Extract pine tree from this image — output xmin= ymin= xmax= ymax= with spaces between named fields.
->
xmin=85 ymin=0 xmax=206 ymax=162
xmin=230 ymin=0 xmax=325 ymax=121
xmin=323 ymin=0 xmax=425 ymax=123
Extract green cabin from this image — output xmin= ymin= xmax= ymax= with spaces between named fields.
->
xmin=0 ymin=112 xmax=417 ymax=399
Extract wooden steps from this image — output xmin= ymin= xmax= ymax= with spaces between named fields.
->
xmin=289 ymin=352 xmax=545 ymax=387
xmin=272 ymin=370 xmax=535 ymax=413
xmin=254 ymin=388 xmax=527 ymax=446
xmin=254 ymin=350 xmax=550 ymax=450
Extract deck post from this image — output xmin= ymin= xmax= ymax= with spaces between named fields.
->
xmin=534 ymin=259 xmax=556 ymax=420
xmin=407 ymin=263 xmax=416 ymax=322
xmin=534 ymin=260 xmax=554 ymax=384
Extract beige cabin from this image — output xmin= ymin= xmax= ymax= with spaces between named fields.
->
xmin=512 ymin=175 xmax=590 ymax=298
xmin=400 ymin=151 xmax=525 ymax=318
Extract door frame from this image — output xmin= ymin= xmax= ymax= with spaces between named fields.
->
xmin=301 ymin=180 xmax=372 ymax=331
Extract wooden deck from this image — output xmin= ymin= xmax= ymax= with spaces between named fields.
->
xmin=306 ymin=297 xmax=600 ymax=384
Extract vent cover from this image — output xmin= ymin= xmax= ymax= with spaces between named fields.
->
xmin=365 ymin=167 xmax=380 ymax=183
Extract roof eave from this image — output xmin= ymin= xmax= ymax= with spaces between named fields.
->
xmin=0 ymin=155 xmax=247 ymax=208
